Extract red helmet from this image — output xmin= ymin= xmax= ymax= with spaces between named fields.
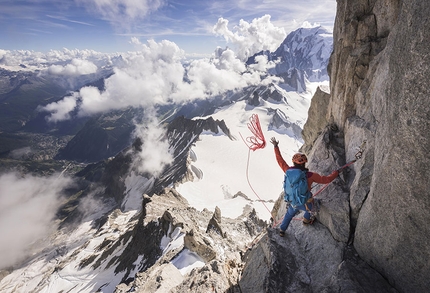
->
xmin=292 ymin=153 xmax=307 ymax=165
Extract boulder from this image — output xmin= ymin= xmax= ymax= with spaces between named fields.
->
xmin=184 ymin=229 xmax=217 ymax=263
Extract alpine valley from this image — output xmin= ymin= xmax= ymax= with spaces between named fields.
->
xmin=1 ymin=2 xmax=430 ymax=291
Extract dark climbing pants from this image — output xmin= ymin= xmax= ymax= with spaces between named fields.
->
xmin=280 ymin=202 xmax=313 ymax=232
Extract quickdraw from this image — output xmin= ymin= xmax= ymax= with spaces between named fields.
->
xmin=338 ymin=140 xmax=367 ymax=170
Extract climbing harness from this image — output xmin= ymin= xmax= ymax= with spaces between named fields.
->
xmin=273 ymin=141 xmax=367 ymax=228
xmin=240 ymin=114 xmax=273 ymax=217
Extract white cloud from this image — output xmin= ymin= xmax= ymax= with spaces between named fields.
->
xmin=39 ymin=93 xmax=78 ymax=122
xmin=0 ymin=48 xmax=119 ymax=72
xmin=0 ymin=172 xmax=72 ymax=269
xmin=48 ymin=58 xmax=98 ymax=76
xmin=132 ymin=113 xmax=173 ymax=177
xmin=248 ymin=54 xmax=276 ymax=72
xmin=301 ymin=21 xmax=321 ymax=29
xmin=213 ymin=14 xmax=286 ymax=61
xmin=72 ymin=39 xmax=187 ymax=117
xmin=21 ymin=15 xmax=286 ymax=122
xmin=180 ymin=48 xmax=260 ymax=97
xmin=41 ymin=39 xmax=281 ymax=121
xmin=9 ymin=147 xmax=32 ymax=159
xmin=130 ymin=37 xmax=141 ymax=46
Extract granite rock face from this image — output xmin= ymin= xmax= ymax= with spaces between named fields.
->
xmin=301 ymin=85 xmax=331 ymax=154
xmin=239 ymin=217 xmax=395 ymax=293
xmin=301 ymin=1 xmax=430 ymax=292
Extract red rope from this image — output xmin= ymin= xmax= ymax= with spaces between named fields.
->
xmin=241 ymin=114 xmax=266 ymax=151
xmin=240 ymin=114 xmax=272 ymax=218
xmin=245 ymin=148 xmax=273 ymax=216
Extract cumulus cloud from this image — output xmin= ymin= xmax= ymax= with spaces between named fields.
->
xmin=248 ymin=54 xmax=276 ymax=72
xmin=0 ymin=172 xmax=72 ymax=269
xmin=39 ymin=93 xmax=79 ymax=122
xmin=175 ymin=48 xmax=262 ymax=99
xmin=213 ymin=14 xmax=286 ymax=61
xmin=40 ymin=39 xmax=281 ymax=121
xmin=132 ymin=113 xmax=173 ymax=177
xmin=34 ymin=15 xmax=285 ymax=121
xmin=0 ymin=48 xmax=120 ymax=72
xmin=47 ymin=58 xmax=98 ymax=76
xmin=77 ymin=39 xmax=186 ymax=117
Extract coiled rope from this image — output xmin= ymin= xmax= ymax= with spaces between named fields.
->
xmin=241 ymin=114 xmax=266 ymax=151
xmin=240 ymin=114 xmax=272 ymax=217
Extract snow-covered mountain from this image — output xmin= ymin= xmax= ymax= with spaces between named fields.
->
xmin=271 ymin=26 xmax=332 ymax=81
xmin=0 ymin=26 xmax=366 ymax=293
xmin=248 ymin=25 xmax=332 ymax=92
xmin=0 ymin=81 xmax=316 ymax=292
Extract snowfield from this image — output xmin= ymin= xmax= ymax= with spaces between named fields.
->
xmin=175 ymin=84 xmax=323 ymax=220
xmin=0 ymin=80 xmax=328 ymax=292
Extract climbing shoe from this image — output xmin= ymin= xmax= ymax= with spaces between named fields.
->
xmin=279 ymin=230 xmax=285 ymax=237
xmin=303 ymin=217 xmax=315 ymax=225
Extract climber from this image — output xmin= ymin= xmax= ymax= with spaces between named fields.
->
xmin=270 ymin=137 xmax=339 ymax=237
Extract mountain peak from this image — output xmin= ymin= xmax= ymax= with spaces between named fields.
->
xmin=272 ymin=25 xmax=333 ymax=81
xmin=246 ymin=26 xmax=332 ymax=92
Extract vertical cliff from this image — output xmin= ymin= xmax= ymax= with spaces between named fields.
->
xmin=302 ymin=0 xmax=430 ymax=292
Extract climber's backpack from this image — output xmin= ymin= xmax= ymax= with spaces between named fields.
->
xmin=283 ymin=168 xmax=311 ymax=207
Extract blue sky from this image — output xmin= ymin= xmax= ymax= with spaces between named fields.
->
xmin=1 ymin=0 xmax=336 ymax=55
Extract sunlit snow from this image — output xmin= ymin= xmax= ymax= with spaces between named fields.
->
xmin=171 ymin=249 xmax=205 ymax=275
xmin=175 ymin=83 xmax=324 ymax=220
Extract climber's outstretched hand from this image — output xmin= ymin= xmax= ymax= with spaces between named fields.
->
xmin=270 ymin=137 xmax=279 ymax=147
